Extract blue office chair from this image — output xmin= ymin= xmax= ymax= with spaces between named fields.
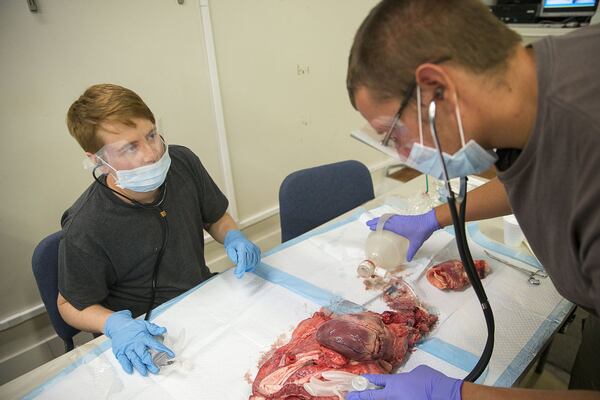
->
xmin=32 ymin=231 xmax=80 ymax=352
xmin=279 ymin=160 xmax=375 ymax=242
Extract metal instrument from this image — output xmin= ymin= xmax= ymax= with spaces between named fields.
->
xmin=483 ymin=250 xmax=548 ymax=285
xmin=360 ymin=277 xmax=421 ymax=309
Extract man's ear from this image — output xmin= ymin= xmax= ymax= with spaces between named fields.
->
xmin=85 ymin=152 xmax=109 ymax=174
xmin=85 ymin=152 xmax=99 ymax=167
xmin=415 ymin=63 xmax=457 ymax=111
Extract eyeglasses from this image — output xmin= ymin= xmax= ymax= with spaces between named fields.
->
xmin=381 ymin=56 xmax=452 ymax=147
xmin=96 ymin=130 xmax=166 ymax=170
xmin=381 ymin=81 xmax=416 ymax=146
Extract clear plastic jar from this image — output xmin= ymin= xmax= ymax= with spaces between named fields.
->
xmin=358 ymin=213 xmax=409 ymax=277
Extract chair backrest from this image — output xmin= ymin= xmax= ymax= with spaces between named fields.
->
xmin=279 ymin=160 xmax=374 ymax=242
xmin=32 ymin=231 xmax=79 ymax=351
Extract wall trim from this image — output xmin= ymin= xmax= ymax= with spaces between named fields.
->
xmin=0 ymin=303 xmax=45 ymax=333
xmin=198 ymin=0 xmax=238 ymax=221
xmin=0 ymin=331 xmax=57 ymax=365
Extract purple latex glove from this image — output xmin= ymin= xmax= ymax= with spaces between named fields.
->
xmin=346 ymin=365 xmax=463 ymax=400
xmin=366 ymin=209 xmax=441 ymax=261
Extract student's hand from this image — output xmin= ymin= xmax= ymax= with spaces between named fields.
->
xmin=224 ymin=230 xmax=261 ymax=278
xmin=104 ymin=310 xmax=175 ymax=376
xmin=346 ymin=365 xmax=463 ymax=400
xmin=366 ymin=209 xmax=441 ymax=261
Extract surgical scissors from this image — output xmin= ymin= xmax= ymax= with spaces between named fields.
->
xmin=483 ymin=250 xmax=548 ymax=285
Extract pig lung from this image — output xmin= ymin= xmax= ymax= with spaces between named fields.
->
xmin=249 ymin=308 xmax=437 ymax=399
xmin=426 ymin=259 xmax=489 ymax=290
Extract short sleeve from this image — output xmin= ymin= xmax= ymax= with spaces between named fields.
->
xmin=196 ymin=161 xmax=229 ymax=224
xmin=174 ymin=146 xmax=229 ymax=225
xmin=58 ymin=234 xmax=111 ymax=311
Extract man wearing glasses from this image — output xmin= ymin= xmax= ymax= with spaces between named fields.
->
xmin=346 ymin=0 xmax=600 ymax=399
xmin=57 ymin=84 xmax=261 ymax=377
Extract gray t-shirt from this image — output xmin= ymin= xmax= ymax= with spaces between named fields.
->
xmin=497 ymin=24 xmax=600 ymax=316
xmin=58 ymin=145 xmax=228 ymax=317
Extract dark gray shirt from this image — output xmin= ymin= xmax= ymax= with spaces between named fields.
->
xmin=58 ymin=145 xmax=228 ymax=317
xmin=497 ymin=24 xmax=600 ymax=316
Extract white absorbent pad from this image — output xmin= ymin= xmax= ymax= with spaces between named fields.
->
xmin=26 ymin=206 xmax=572 ymax=398
xmin=25 ymin=269 xmax=484 ymax=399
xmin=261 ymin=206 xmax=572 ymax=386
xmin=25 ymin=271 xmax=322 ymax=400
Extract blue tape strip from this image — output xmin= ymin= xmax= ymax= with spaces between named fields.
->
xmin=467 ymin=223 xmax=543 ymax=270
xmin=22 ymin=340 xmax=112 ymax=400
xmin=254 ymin=262 xmax=364 ymax=314
xmin=418 ymin=337 xmax=479 ymax=373
xmin=443 ymin=223 xmax=543 ymax=269
xmin=418 ymin=338 xmax=490 ymax=383
xmin=494 ymin=298 xmax=574 ymax=387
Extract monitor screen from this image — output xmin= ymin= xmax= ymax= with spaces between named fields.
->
xmin=540 ymin=0 xmax=599 ymax=17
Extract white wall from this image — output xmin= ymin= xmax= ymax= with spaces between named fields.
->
xmin=208 ymin=0 xmax=381 ymax=219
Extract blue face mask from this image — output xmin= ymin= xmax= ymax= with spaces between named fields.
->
xmin=404 ymin=86 xmax=497 ymax=180
xmin=406 ymin=140 xmax=497 ymax=180
xmin=102 ymin=147 xmax=171 ymax=192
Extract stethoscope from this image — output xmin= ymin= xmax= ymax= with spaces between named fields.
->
xmin=428 ymin=89 xmax=494 ymax=382
xmin=92 ymin=166 xmax=169 ymax=322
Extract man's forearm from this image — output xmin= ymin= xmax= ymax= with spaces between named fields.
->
xmin=434 ymin=177 xmax=513 ymax=228
xmin=57 ymin=294 xmax=113 ymax=333
xmin=462 ymin=382 xmax=600 ymax=400
xmin=207 ymin=212 xmax=238 ymax=243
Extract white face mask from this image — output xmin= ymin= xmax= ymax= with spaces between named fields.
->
xmin=404 ymin=86 xmax=497 ymax=180
xmin=99 ymin=147 xmax=171 ymax=192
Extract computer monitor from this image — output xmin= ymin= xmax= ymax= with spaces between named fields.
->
xmin=539 ymin=0 xmax=599 ymax=18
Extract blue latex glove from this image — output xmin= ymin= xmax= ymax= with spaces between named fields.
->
xmin=104 ymin=310 xmax=175 ymax=376
xmin=224 ymin=230 xmax=261 ymax=279
xmin=346 ymin=365 xmax=463 ymax=400
xmin=366 ymin=209 xmax=441 ymax=261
